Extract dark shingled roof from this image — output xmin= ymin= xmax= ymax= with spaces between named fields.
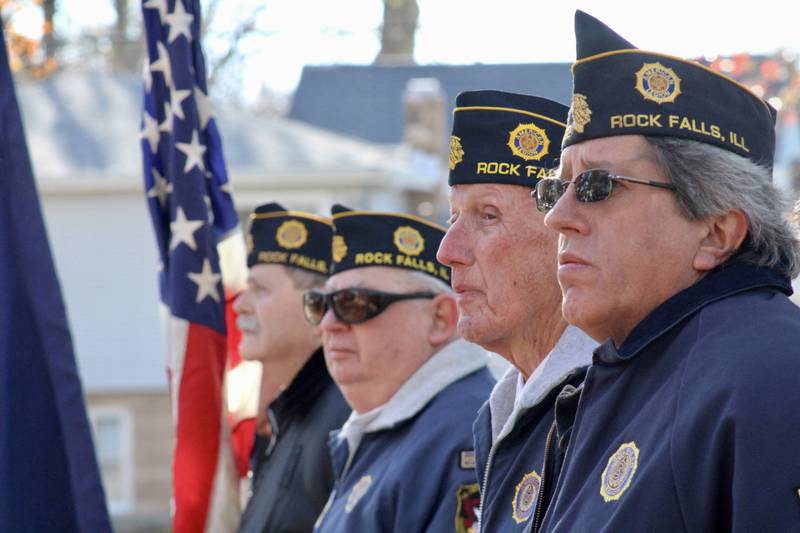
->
xmin=288 ymin=63 xmax=573 ymax=145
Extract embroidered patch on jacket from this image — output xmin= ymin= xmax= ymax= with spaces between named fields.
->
xmin=450 ymin=135 xmax=465 ymax=170
xmin=635 ymin=62 xmax=682 ymax=104
xmin=276 ymin=220 xmax=308 ymax=249
xmin=459 ymin=449 xmax=476 ymax=470
xmin=455 ymin=482 xmax=480 ymax=533
xmin=345 ymin=475 xmax=372 ymax=513
xmin=600 ymin=441 xmax=639 ymax=502
xmin=512 ymin=469 xmax=541 ymax=523
xmin=393 ymin=225 xmax=425 ymax=256
xmin=507 ymin=123 xmax=550 ymax=161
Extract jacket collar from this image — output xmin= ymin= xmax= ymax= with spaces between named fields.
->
xmin=269 ymin=347 xmax=331 ymax=426
xmin=344 ymin=338 xmax=486 ymax=434
xmin=595 ymin=261 xmax=791 ymax=364
xmin=336 ymin=338 xmax=486 ymax=469
xmin=487 ymin=325 xmax=596 ymax=444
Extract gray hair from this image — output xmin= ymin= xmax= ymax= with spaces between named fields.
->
xmin=403 ymin=270 xmax=454 ymax=295
xmin=284 ymin=267 xmax=327 ymax=290
xmin=794 ymin=198 xmax=800 ymax=227
xmin=646 ymin=136 xmax=800 ymax=279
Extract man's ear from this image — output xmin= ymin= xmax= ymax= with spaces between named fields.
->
xmin=427 ymin=293 xmax=459 ymax=346
xmin=693 ymin=209 xmax=749 ymax=271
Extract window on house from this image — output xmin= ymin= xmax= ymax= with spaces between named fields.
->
xmin=89 ymin=406 xmax=134 ymax=515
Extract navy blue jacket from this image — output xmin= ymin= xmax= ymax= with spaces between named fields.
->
xmin=314 ymin=342 xmax=494 ymax=533
xmin=540 ymin=262 xmax=800 ymax=532
xmin=473 ymin=368 xmax=586 ymax=533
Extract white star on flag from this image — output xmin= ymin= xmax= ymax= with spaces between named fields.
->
xmin=143 ymin=60 xmax=153 ymax=93
xmin=143 ymin=0 xmax=168 ymax=21
xmin=164 ymin=0 xmax=195 ymax=44
xmin=170 ymin=206 xmax=204 ymax=251
xmin=203 ymin=195 xmax=215 ymax=226
xmin=176 ymin=130 xmax=207 ymax=173
xmin=187 ymin=259 xmax=221 ymax=303
xmin=159 ymin=103 xmax=173 ymax=133
xmin=194 ymin=85 xmax=212 ymax=129
xmin=150 ymin=41 xmax=172 ymax=89
xmin=171 ymin=87 xmax=192 ymax=121
xmin=147 ymin=168 xmax=172 ymax=209
xmin=140 ymin=111 xmax=160 ymax=153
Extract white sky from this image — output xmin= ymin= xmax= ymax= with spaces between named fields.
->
xmin=221 ymin=0 xmax=800 ymax=100
xmin=14 ymin=0 xmax=800 ymax=100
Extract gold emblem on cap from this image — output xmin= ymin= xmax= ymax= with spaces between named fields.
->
xmin=567 ymin=93 xmax=592 ymax=138
xmin=275 ymin=220 xmax=308 ymax=250
xmin=507 ymin=123 xmax=550 ymax=161
xmin=635 ymin=62 xmax=682 ymax=104
xmin=600 ymin=441 xmax=639 ymax=503
xmin=449 ymin=135 xmax=465 ymax=170
xmin=332 ymin=235 xmax=347 ymax=263
xmin=394 ymin=226 xmax=425 ymax=256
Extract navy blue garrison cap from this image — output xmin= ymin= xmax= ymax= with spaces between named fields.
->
xmin=330 ymin=204 xmax=450 ymax=284
xmin=564 ymin=11 xmax=777 ymax=171
xmin=449 ymin=90 xmax=569 ymax=187
xmin=246 ymin=202 xmax=332 ymax=275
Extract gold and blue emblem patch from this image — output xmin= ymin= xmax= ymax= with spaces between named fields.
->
xmin=455 ymin=482 xmax=480 ymax=533
xmin=512 ymin=470 xmax=541 ymax=523
xmin=275 ymin=219 xmax=308 ymax=250
xmin=450 ymin=135 xmax=465 ymax=170
xmin=393 ymin=225 xmax=425 ymax=256
xmin=600 ymin=441 xmax=639 ymax=502
xmin=345 ymin=475 xmax=372 ymax=513
xmin=507 ymin=123 xmax=550 ymax=161
xmin=567 ymin=93 xmax=592 ymax=138
xmin=332 ymin=235 xmax=347 ymax=263
xmin=635 ymin=62 xmax=682 ymax=104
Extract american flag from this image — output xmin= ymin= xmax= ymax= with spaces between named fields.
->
xmin=139 ymin=0 xmax=244 ymax=531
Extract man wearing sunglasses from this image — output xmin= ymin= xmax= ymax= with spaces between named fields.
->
xmin=436 ymin=90 xmax=597 ymax=532
xmin=535 ymin=12 xmax=800 ymax=532
xmin=235 ymin=203 xmax=351 ymax=533
xmin=310 ymin=205 xmax=494 ymax=533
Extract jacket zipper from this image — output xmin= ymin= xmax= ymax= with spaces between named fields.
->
xmin=531 ymin=422 xmax=556 ymax=533
xmin=477 ymin=440 xmax=498 ymax=533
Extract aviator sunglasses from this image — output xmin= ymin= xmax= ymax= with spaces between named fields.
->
xmin=302 ymin=288 xmax=436 ymax=325
xmin=534 ymin=168 xmax=676 ymax=213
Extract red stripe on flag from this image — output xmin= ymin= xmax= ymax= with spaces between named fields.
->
xmin=225 ymin=289 xmax=256 ymax=478
xmin=173 ymin=323 xmax=227 ymax=533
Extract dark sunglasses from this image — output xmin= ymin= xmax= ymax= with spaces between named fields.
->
xmin=533 ymin=168 xmax=676 ymax=213
xmin=302 ymin=288 xmax=436 ymax=325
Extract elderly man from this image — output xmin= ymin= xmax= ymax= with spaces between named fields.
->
xmin=234 ymin=203 xmax=351 ymax=533
xmin=533 ymin=12 xmax=800 ymax=532
xmin=437 ymin=90 xmax=597 ymax=532
xmin=306 ymin=205 xmax=494 ymax=532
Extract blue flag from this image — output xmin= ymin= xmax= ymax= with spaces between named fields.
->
xmin=0 ymin=23 xmax=112 ymax=533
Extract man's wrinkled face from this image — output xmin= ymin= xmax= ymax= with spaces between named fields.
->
xmin=437 ymin=183 xmax=562 ymax=352
xmin=319 ymin=267 xmax=434 ymax=391
xmin=233 ymin=264 xmax=312 ymax=362
xmin=544 ymin=135 xmax=706 ymax=343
